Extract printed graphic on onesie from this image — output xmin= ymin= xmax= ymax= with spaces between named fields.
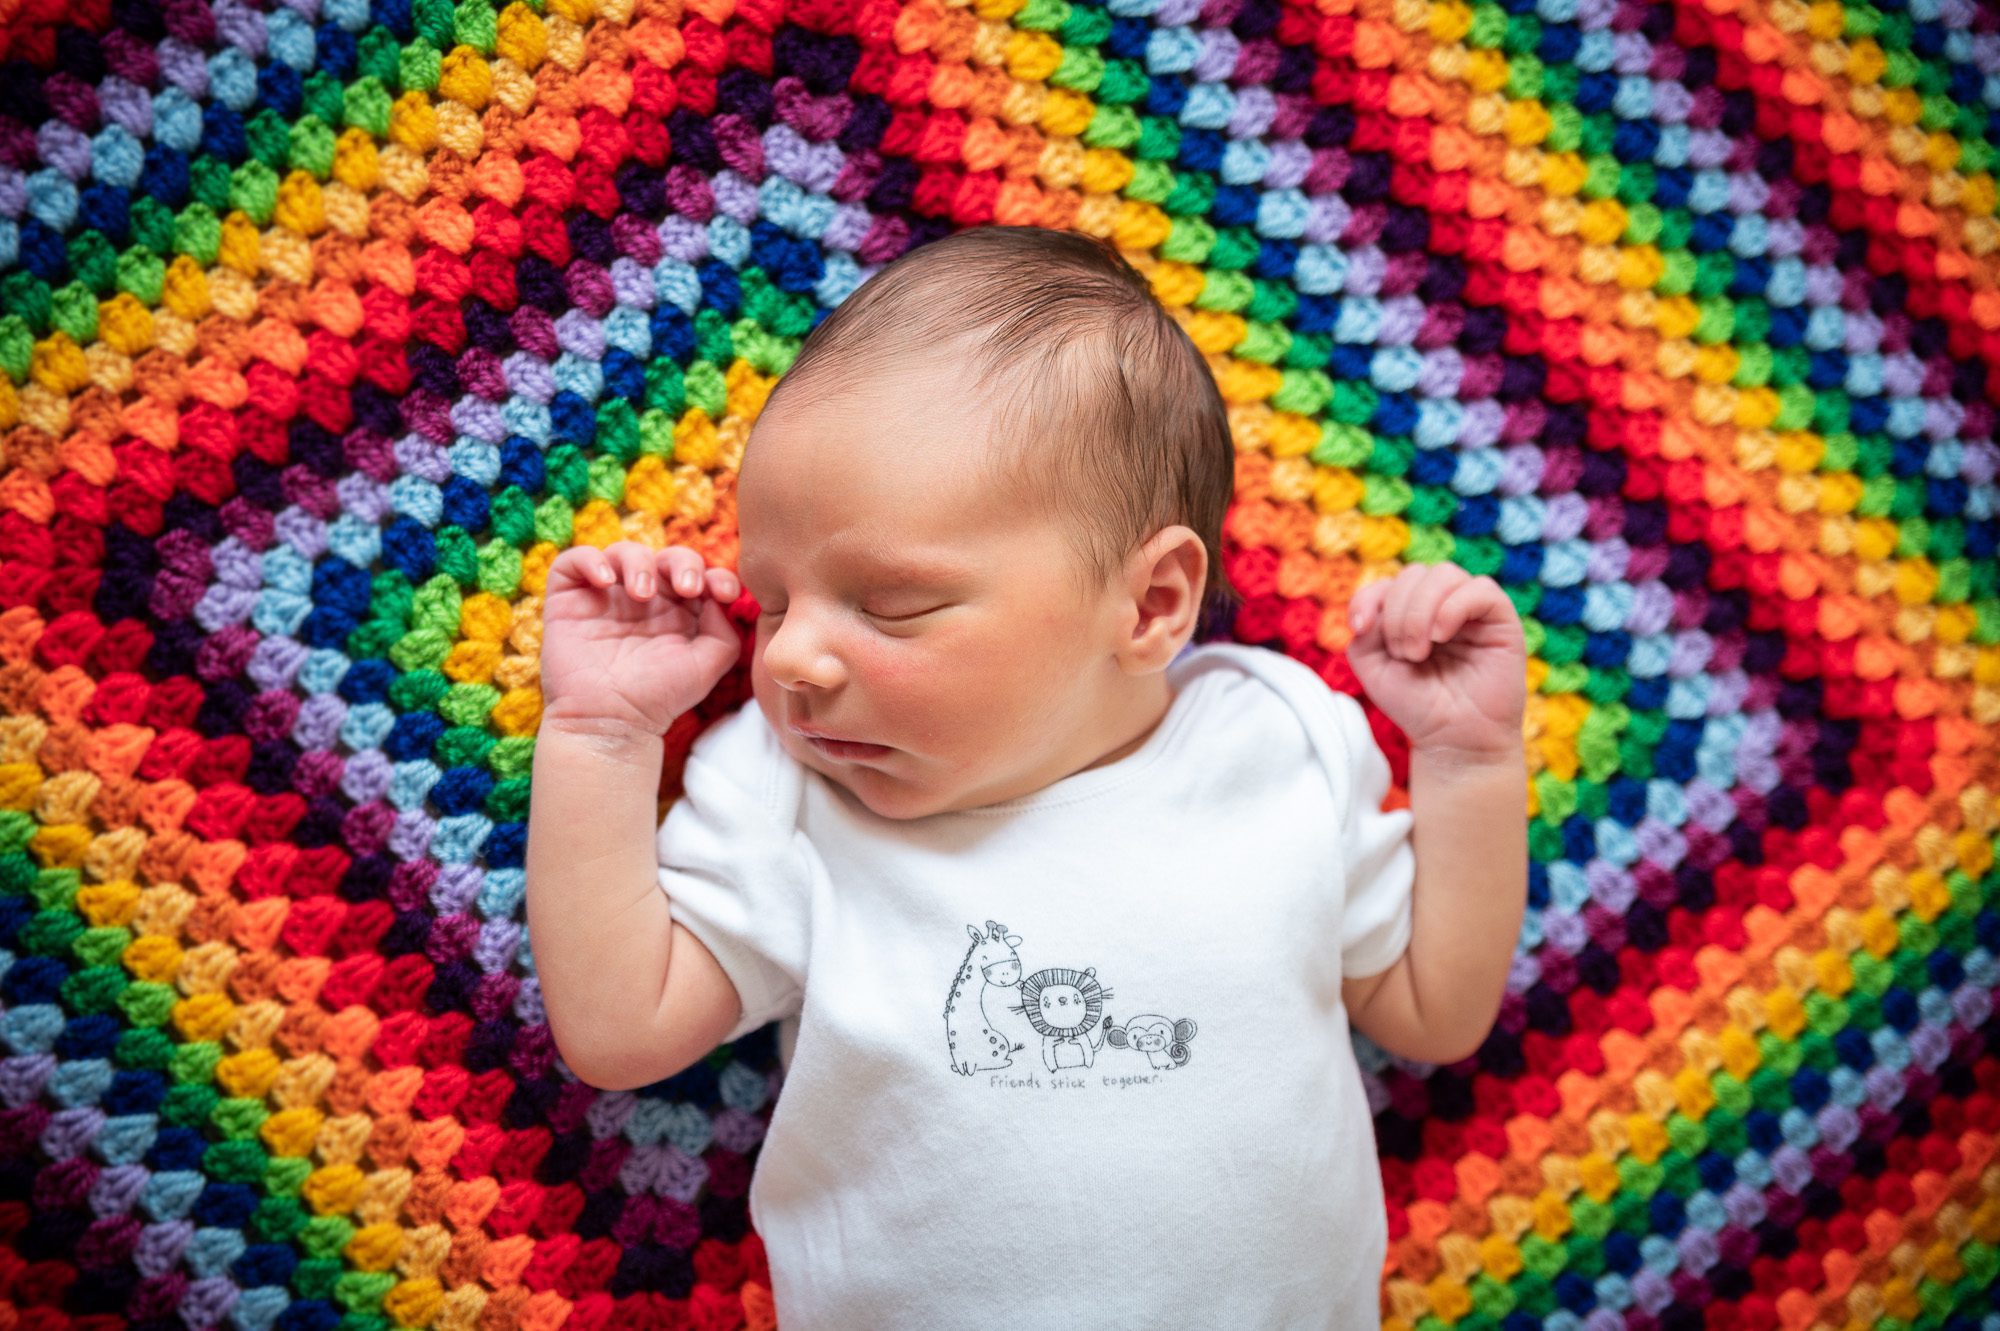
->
xmin=942 ymin=921 xmax=1200 ymax=1088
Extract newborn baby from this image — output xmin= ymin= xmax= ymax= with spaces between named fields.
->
xmin=526 ymin=226 xmax=1529 ymax=1328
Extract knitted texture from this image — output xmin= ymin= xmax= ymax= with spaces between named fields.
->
xmin=0 ymin=0 xmax=1997 ymax=1327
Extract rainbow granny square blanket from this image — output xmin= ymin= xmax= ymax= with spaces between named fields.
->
xmin=0 ymin=0 xmax=1997 ymax=1328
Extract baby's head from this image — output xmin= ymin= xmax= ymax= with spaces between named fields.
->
xmin=735 ymin=227 xmax=1238 ymax=820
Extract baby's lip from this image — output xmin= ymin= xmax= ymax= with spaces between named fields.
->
xmin=791 ymin=725 xmax=894 ymax=760
xmin=791 ymin=722 xmax=872 ymax=744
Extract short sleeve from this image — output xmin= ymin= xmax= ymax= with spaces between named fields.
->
xmin=657 ymin=704 xmax=816 ymax=1044
xmin=1325 ymin=691 xmax=1415 ymax=979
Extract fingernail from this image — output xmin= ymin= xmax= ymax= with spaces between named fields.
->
xmin=679 ymin=572 xmax=699 ymax=594
xmin=635 ymin=572 xmax=652 ymax=595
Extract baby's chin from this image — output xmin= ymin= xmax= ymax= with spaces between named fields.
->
xmin=801 ymin=750 xmax=979 ymax=822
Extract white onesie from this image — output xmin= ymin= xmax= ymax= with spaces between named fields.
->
xmin=655 ymin=641 xmax=1415 ymax=1329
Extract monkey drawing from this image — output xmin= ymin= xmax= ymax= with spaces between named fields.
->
xmin=1105 ymin=1013 xmax=1198 ymax=1069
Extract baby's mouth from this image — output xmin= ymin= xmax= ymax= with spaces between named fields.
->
xmin=797 ymin=732 xmax=894 ymax=761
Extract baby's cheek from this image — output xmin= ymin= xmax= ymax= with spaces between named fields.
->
xmin=748 ymin=650 xmax=779 ymax=708
xmin=847 ymin=637 xmax=924 ymax=694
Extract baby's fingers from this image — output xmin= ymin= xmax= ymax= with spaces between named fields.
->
xmin=1366 ymin=565 xmax=1456 ymax=661
xmin=1348 ymin=579 xmax=1391 ymax=636
xmin=654 ymin=547 xmax=740 ymax=602
xmin=549 ymin=545 xmax=617 ymax=592
xmin=612 ymin=542 xmax=658 ymax=598
xmin=704 ymin=566 xmax=741 ymax=601
xmin=1432 ymin=576 xmax=1513 ymax=643
xmin=657 ymin=546 xmax=712 ymax=599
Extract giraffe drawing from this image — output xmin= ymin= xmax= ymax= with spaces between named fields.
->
xmin=945 ymin=920 xmax=1027 ymax=1075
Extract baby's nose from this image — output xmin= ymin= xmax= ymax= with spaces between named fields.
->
xmin=762 ymin=613 xmax=845 ymax=691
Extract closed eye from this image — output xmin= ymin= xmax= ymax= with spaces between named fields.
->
xmin=865 ymin=604 xmax=949 ymax=623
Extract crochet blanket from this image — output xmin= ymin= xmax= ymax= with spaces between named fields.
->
xmin=1 ymin=0 xmax=1996 ymax=1327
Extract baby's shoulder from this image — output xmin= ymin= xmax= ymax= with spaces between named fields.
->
xmin=1171 ymin=641 xmax=1380 ymax=800
xmin=683 ymin=702 xmax=808 ymax=827
xmin=1174 ymin=641 xmax=1369 ymax=734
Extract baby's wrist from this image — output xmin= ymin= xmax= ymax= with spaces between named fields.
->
xmin=537 ymin=708 xmax=671 ymax=759
xmin=1407 ymin=738 xmax=1523 ymax=776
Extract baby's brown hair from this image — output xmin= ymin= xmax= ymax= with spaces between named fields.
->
xmin=758 ymin=226 xmax=1242 ymax=630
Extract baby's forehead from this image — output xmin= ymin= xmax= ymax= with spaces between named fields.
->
xmin=740 ymin=344 xmax=1079 ymax=544
xmin=785 ymin=341 xmax=988 ymax=415
xmin=752 ymin=367 xmax=1025 ymax=488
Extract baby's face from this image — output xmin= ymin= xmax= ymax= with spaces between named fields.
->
xmin=737 ymin=360 xmax=1125 ymax=820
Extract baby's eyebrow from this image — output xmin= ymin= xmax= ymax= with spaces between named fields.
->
xmin=736 ymin=550 xmax=979 ymax=592
xmin=804 ymin=548 xmax=980 ymax=585
xmin=858 ymin=557 xmax=976 ymax=585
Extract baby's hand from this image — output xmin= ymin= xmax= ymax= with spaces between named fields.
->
xmin=539 ymin=541 xmax=743 ymax=740
xmin=1345 ymin=562 xmax=1526 ymax=762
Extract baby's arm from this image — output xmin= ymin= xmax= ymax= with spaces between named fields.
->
xmin=525 ymin=541 xmax=749 ymax=1091
xmin=1337 ymin=562 xmax=1530 ymax=1066
xmin=526 ymin=723 xmax=744 ymax=1090
xmin=1340 ymin=745 xmax=1526 ymax=1065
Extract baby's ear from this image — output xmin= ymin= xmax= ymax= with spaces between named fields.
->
xmin=967 ymin=924 xmax=983 ymax=941
xmin=1117 ymin=525 xmax=1205 ymax=672
xmin=1005 ymin=935 xmax=1022 ymax=947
